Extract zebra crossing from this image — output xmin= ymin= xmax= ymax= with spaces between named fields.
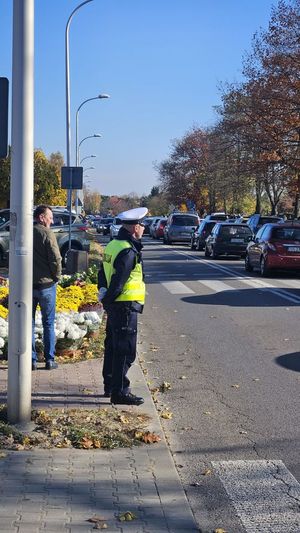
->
xmin=211 ymin=460 xmax=300 ymax=533
xmin=157 ymin=275 xmax=300 ymax=304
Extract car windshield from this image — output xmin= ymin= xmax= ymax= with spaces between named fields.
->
xmin=260 ymin=217 xmax=282 ymax=224
xmin=219 ymin=225 xmax=252 ymax=238
xmin=172 ymin=215 xmax=198 ymax=226
xmin=271 ymin=227 xmax=300 ymax=241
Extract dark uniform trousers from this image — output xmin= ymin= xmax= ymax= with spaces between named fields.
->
xmin=102 ymin=305 xmax=138 ymax=395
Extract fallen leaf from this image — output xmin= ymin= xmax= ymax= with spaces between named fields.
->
xmin=179 ymin=334 xmax=186 ymax=337
xmin=231 ymin=384 xmax=240 ymax=389
xmin=174 ymin=309 xmax=178 ymax=313
xmin=239 ymin=430 xmax=248 ymax=435
xmin=80 ymin=437 xmax=94 ymax=449
xmin=214 ymin=529 xmax=227 ymax=533
xmin=161 ymin=411 xmax=173 ymax=419
xmin=82 ymin=388 xmax=94 ymax=395
xmin=135 ymin=431 xmax=161 ymax=444
xmin=203 ymin=411 xmax=211 ymax=415
xmin=160 ymin=381 xmax=172 ymax=392
xmin=118 ymin=511 xmax=137 ymax=521
xmin=179 ymin=375 xmax=187 ymax=380
xmin=119 ymin=414 xmax=129 ymax=424
xmin=0 ymin=452 xmax=7 ymax=459
xmin=201 ymin=468 xmax=212 ymax=476
xmin=252 ymin=378 xmax=260 ymax=381
xmin=87 ymin=516 xmax=106 ymax=523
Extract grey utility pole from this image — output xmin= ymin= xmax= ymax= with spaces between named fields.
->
xmin=7 ymin=0 xmax=34 ymax=424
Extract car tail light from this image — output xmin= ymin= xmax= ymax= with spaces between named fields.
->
xmin=78 ymin=225 xmax=89 ymax=232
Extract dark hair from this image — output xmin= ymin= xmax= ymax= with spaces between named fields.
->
xmin=33 ymin=205 xmax=52 ymax=219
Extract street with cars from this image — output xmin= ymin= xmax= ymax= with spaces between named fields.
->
xmin=95 ymin=225 xmax=300 ymax=532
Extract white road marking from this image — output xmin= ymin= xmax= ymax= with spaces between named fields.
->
xmin=199 ymin=279 xmax=237 ymax=293
xmin=161 ymin=281 xmax=194 ymax=294
xmin=212 ymin=460 xmax=300 ymax=533
xmin=169 ymin=249 xmax=300 ymax=304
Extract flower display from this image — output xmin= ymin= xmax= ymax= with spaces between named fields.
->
xmin=0 ymin=272 xmax=102 ymax=359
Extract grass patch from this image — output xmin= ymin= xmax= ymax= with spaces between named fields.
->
xmin=0 ymin=404 xmax=160 ymax=450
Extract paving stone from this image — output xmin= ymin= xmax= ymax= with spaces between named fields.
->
xmin=0 ymin=358 xmax=199 ymax=532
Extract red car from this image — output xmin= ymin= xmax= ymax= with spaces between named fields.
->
xmin=245 ymin=222 xmax=300 ymax=276
xmin=154 ymin=218 xmax=167 ymax=239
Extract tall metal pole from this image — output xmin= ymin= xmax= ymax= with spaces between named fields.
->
xmin=65 ymin=0 xmax=94 ymax=247
xmin=7 ymin=0 xmax=34 ymax=424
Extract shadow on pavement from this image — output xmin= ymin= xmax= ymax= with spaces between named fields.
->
xmin=275 ymin=352 xmax=300 ymax=372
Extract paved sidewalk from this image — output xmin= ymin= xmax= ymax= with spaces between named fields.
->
xmin=0 ymin=358 xmax=199 ymax=533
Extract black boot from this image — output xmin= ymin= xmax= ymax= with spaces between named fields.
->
xmin=111 ymin=392 xmax=144 ymax=406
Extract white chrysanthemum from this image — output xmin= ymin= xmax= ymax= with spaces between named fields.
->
xmin=83 ymin=311 xmax=101 ymax=324
xmin=0 ymin=337 xmax=5 ymax=349
xmin=66 ymin=323 xmax=87 ymax=340
xmin=72 ymin=312 xmax=85 ymax=324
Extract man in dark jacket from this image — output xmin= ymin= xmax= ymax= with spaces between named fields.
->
xmin=32 ymin=205 xmax=62 ymax=370
xmin=98 ymin=207 xmax=148 ymax=405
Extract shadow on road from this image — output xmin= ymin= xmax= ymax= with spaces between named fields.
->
xmin=275 ymin=352 xmax=300 ymax=372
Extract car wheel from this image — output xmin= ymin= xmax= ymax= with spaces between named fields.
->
xmin=211 ymin=247 xmax=218 ymax=259
xmin=245 ymin=254 xmax=253 ymax=272
xmin=204 ymin=245 xmax=210 ymax=257
xmin=260 ymin=256 xmax=270 ymax=277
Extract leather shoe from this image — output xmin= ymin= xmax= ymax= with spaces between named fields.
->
xmin=45 ymin=361 xmax=58 ymax=370
xmin=32 ymin=362 xmax=37 ymax=371
xmin=111 ymin=392 xmax=144 ymax=406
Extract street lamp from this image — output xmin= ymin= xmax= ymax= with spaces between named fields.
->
xmin=65 ymin=0 xmax=94 ymax=198
xmin=80 ymin=155 xmax=96 ymax=165
xmin=78 ymin=133 xmax=102 ymax=151
xmin=65 ymin=0 xmax=94 ymax=249
xmin=75 ymin=94 xmax=109 ymax=213
xmin=75 ymin=94 xmax=110 ymax=166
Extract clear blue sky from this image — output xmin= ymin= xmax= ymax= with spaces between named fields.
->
xmin=1 ymin=0 xmax=276 ymax=196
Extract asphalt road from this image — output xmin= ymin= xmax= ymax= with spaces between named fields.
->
xmin=136 ymin=236 xmax=300 ymax=533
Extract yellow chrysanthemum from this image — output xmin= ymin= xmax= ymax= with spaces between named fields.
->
xmin=0 ymin=304 xmax=8 ymax=319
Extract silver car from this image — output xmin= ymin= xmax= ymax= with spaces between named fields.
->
xmin=109 ymin=217 xmax=122 ymax=240
xmin=163 ymin=213 xmax=200 ymax=244
xmin=0 ymin=208 xmax=93 ymax=265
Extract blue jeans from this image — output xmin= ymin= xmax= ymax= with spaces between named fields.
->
xmin=32 ymin=284 xmax=57 ymax=363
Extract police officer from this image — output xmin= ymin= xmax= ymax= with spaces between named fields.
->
xmin=98 ymin=207 xmax=148 ymax=405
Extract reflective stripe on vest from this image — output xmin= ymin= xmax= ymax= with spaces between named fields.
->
xmin=103 ymin=239 xmax=145 ymax=304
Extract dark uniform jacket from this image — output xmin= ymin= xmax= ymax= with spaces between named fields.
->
xmin=33 ymin=223 xmax=62 ymax=289
xmin=98 ymin=226 xmax=144 ymax=313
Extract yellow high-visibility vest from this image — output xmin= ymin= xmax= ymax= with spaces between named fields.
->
xmin=103 ymin=239 xmax=145 ymax=304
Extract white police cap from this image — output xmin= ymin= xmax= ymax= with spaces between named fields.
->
xmin=118 ymin=207 xmax=148 ymax=224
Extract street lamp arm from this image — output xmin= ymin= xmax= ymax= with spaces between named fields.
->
xmin=78 ymin=134 xmax=102 ymax=150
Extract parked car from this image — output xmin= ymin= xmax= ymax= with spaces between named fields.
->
xmin=0 ymin=208 xmax=93 ymax=266
xmin=247 ymin=214 xmax=284 ymax=235
xmin=143 ymin=217 xmax=157 ymax=235
xmin=190 ymin=220 xmax=218 ymax=251
xmin=163 ymin=212 xmax=199 ymax=244
xmin=149 ymin=217 xmax=162 ymax=238
xmin=96 ymin=217 xmax=114 ymax=235
xmin=109 ymin=217 xmax=122 ymax=240
xmin=245 ymin=222 xmax=300 ymax=276
xmin=205 ymin=223 xmax=253 ymax=259
xmin=153 ymin=218 xmax=167 ymax=239
xmin=204 ymin=212 xmax=230 ymax=221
